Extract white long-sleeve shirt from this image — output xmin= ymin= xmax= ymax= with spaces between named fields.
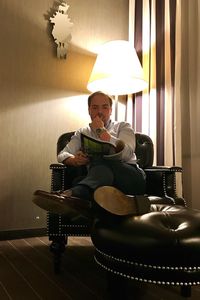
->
xmin=57 ymin=120 xmax=137 ymax=165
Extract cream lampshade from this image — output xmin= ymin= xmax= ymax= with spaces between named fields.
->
xmin=87 ymin=40 xmax=147 ymax=119
xmin=87 ymin=40 xmax=147 ymax=95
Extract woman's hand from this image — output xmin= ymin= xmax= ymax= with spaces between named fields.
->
xmin=90 ymin=115 xmax=111 ymax=141
xmin=64 ymin=151 xmax=89 ymax=166
xmin=90 ymin=115 xmax=104 ymax=130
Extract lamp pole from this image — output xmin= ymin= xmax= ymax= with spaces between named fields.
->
xmin=114 ymin=95 xmax=118 ymax=121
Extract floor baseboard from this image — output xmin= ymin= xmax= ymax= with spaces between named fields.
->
xmin=0 ymin=228 xmax=47 ymax=241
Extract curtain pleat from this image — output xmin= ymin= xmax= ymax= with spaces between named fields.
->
xmin=164 ymin=0 xmax=173 ymax=166
xmin=169 ymin=0 xmax=176 ymax=165
xmin=155 ymin=0 xmax=165 ymax=165
xmin=129 ymin=0 xmax=176 ymax=166
xmin=134 ymin=0 xmax=143 ymax=133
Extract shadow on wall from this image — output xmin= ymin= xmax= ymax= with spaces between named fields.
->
xmin=0 ymin=0 xmax=96 ymax=97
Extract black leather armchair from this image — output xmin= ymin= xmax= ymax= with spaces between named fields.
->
xmin=47 ymin=131 xmax=184 ymax=273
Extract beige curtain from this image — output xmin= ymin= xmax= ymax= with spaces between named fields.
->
xmin=175 ymin=0 xmax=200 ymax=208
xmin=129 ymin=0 xmax=200 ymax=206
xmin=129 ymin=0 xmax=177 ymax=166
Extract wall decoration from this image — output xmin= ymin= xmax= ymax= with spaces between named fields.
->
xmin=50 ymin=2 xmax=73 ymax=59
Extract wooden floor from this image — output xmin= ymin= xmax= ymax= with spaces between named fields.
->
xmin=0 ymin=236 xmax=200 ymax=300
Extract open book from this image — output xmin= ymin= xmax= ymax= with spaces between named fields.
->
xmin=81 ymin=133 xmax=124 ymax=160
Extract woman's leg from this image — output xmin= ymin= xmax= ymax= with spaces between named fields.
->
xmin=71 ymin=160 xmax=146 ymax=199
xmin=107 ymin=161 xmax=146 ymax=195
xmin=71 ymin=162 xmax=114 ymax=200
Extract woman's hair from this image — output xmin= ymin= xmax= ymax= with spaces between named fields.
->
xmin=88 ymin=91 xmax=113 ymax=107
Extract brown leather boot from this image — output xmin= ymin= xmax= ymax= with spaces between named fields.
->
xmin=33 ymin=190 xmax=91 ymax=217
xmin=94 ymin=186 xmax=150 ymax=216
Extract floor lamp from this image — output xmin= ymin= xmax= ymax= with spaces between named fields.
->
xmin=87 ymin=40 xmax=147 ymax=120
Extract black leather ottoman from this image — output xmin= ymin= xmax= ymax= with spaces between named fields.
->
xmin=91 ymin=205 xmax=200 ymax=297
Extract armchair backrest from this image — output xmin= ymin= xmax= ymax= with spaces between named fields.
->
xmin=135 ymin=133 xmax=154 ymax=168
xmin=57 ymin=132 xmax=154 ymax=169
xmin=57 ymin=132 xmax=75 ymax=155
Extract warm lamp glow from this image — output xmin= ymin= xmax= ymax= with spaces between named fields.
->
xmin=87 ymin=40 xmax=148 ymax=96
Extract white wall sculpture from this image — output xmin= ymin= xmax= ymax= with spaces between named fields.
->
xmin=50 ymin=2 xmax=73 ymax=59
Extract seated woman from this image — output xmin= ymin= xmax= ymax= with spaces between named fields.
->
xmin=33 ymin=91 xmax=150 ymax=217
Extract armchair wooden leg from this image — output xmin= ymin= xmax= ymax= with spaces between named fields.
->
xmin=50 ymin=236 xmax=68 ymax=273
xmin=181 ymin=286 xmax=191 ymax=298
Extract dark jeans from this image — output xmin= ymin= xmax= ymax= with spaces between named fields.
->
xmin=71 ymin=159 xmax=146 ymax=200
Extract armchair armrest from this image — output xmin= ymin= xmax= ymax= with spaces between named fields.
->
xmin=50 ymin=163 xmax=67 ymax=169
xmin=49 ymin=163 xmax=87 ymax=192
xmin=144 ymin=166 xmax=182 ymax=172
xmin=144 ymin=165 xmax=185 ymax=206
xmin=50 ymin=163 xmax=67 ymax=192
